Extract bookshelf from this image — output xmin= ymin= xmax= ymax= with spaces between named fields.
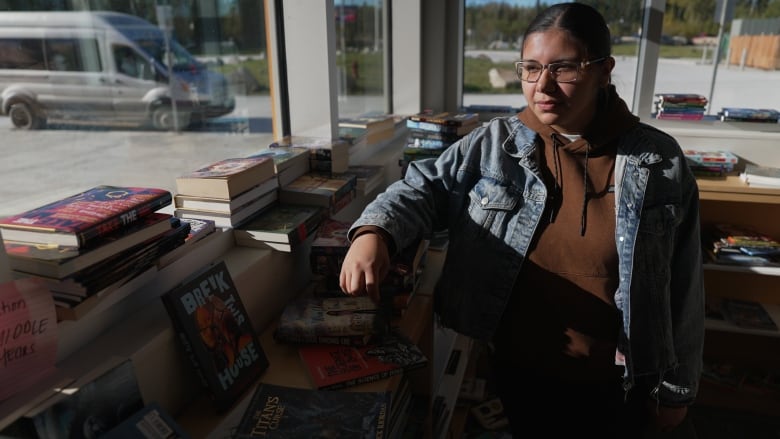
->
xmin=695 ymin=176 xmax=780 ymax=416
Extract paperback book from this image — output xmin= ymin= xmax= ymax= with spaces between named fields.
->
xmin=270 ymin=135 xmax=350 ymax=174
xmin=233 ymin=204 xmax=325 ymax=252
xmin=160 ymin=260 xmax=269 ymax=412
xmin=278 ymin=172 xmax=357 ymax=215
xmin=174 ymin=189 xmax=278 ymax=229
xmin=739 ymin=163 xmax=780 ymax=188
xmin=0 ymin=185 xmax=171 ymax=247
xmin=248 ymin=146 xmax=311 ymax=187
xmin=173 ymin=177 xmax=278 ymax=214
xmin=722 ymin=299 xmax=778 ymax=331
xmin=175 ymin=156 xmax=275 ymax=200
xmin=298 ymin=328 xmax=428 ymax=390
xmin=233 ymin=382 xmax=390 ymax=439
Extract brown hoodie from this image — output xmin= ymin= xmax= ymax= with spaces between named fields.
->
xmin=493 ymin=86 xmax=640 ymax=384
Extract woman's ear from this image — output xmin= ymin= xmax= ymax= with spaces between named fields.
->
xmin=601 ymin=56 xmax=616 ymax=87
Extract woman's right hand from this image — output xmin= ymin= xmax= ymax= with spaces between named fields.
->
xmin=339 ymin=232 xmax=391 ymax=304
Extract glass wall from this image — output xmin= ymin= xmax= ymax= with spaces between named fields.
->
xmin=461 ymin=0 xmax=780 ymax=118
xmin=0 ymin=0 xmax=274 ymax=218
xmin=334 ymin=0 xmax=387 ymax=118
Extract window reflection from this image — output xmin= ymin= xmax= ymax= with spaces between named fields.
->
xmin=334 ymin=0 xmax=386 ymax=117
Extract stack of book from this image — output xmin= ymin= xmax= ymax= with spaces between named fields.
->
xmin=403 ymin=111 xmax=481 ymax=171
xmin=0 ymin=185 xmax=186 ymax=321
xmin=739 ymin=163 xmax=780 ymax=188
xmin=233 ymin=203 xmax=325 ymax=252
xmin=704 ymin=223 xmax=780 ymax=267
xmin=309 ymin=220 xmax=428 ymax=314
xmin=344 ymin=164 xmax=386 ymax=196
xmin=272 ymin=295 xmax=428 ymax=391
xmin=269 ymin=135 xmax=350 ymax=175
xmin=653 ymin=93 xmax=708 ymax=120
xmin=338 ymin=112 xmax=396 ymax=147
xmin=278 ymin=171 xmax=357 ymax=216
xmin=719 ymin=107 xmax=780 ymax=123
xmin=247 ymin=144 xmax=311 ymax=187
xmin=173 ymin=156 xmax=278 ymax=228
xmin=683 ymin=149 xmax=739 ymax=177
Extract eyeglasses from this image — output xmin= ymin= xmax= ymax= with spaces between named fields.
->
xmin=514 ymin=57 xmax=607 ymax=83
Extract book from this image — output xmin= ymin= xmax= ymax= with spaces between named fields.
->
xmin=233 ymin=382 xmax=390 ymax=439
xmin=722 ymin=299 xmax=778 ymax=331
xmin=103 ymin=401 xmax=191 ymax=439
xmin=405 ymin=118 xmax=480 ymax=136
xmin=175 ymin=156 xmax=275 ymax=199
xmin=46 ymin=219 xmax=189 ymax=300
xmin=278 ymin=172 xmax=357 ymax=214
xmin=4 ymin=212 xmax=173 ymax=279
xmin=174 ymin=189 xmax=278 ymax=229
xmin=345 ymin=165 xmax=386 ymax=195
xmin=298 ymin=328 xmax=428 ymax=390
xmin=408 ymin=111 xmax=479 ymax=127
xmin=719 ymin=107 xmax=780 ymax=123
xmin=270 ymin=135 xmax=350 ymax=174
xmin=248 ymin=146 xmax=311 ymax=187
xmin=0 ymin=185 xmax=172 ymax=247
xmin=28 ymin=357 xmax=145 ymax=439
xmin=160 ymin=260 xmax=270 ymax=412
xmin=273 ymin=296 xmax=378 ymax=346
xmin=156 ymin=217 xmax=218 ymax=268
xmin=173 ymin=176 xmax=279 ymax=214
xmin=740 ymin=163 xmax=780 ymax=188
xmin=233 ymin=204 xmax=325 ymax=251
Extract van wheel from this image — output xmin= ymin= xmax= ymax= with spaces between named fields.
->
xmin=151 ymin=106 xmax=189 ymax=131
xmin=9 ymin=102 xmax=45 ymax=130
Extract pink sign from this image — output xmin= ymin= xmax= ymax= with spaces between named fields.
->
xmin=0 ymin=278 xmax=58 ymax=402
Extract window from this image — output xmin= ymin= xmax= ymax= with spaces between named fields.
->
xmin=0 ymin=4 xmax=274 ymax=219
xmin=334 ymin=0 xmax=388 ymax=118
xmin=460 ymin=0 xmax=779 ymax=119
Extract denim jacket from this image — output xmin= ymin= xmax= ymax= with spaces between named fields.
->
xmin=350 ymin=115 xmax=705 ymax=407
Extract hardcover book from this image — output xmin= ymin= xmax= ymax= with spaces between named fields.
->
xmin=175 ymin=156 xmax=275 ymax=200
xmin=4 ymin=212 xmax=173 ymax=279
xmin=273 ymin=296 xmax=377 ymax=346
xmin=298 ymin=329 xmax=428 ymax=390
xmin=233 ymin=204 xmax=325 ymax=251
xmin=0 ymin=185 xmax=172 ymax=247
xmin=160 ymin=260 xmax=269 ymax=412
xmin=233 ymin=382 xmax=390 ymax=439
xmin=174 ymin=176 xmax=278 ymax=214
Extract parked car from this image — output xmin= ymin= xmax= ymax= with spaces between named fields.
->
xmin=0 ymin=11 xmax=235 ymax=130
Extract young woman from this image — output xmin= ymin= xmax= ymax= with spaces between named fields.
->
xmin=339 ymin=3 xmax=704 ymax=436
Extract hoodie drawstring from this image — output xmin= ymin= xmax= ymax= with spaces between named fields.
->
xmin=580 ymin=145 xmax=590 ymax=236
xmin=549 ymin=133 xmax=562 ymax=224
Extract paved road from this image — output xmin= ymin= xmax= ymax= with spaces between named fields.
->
xmin=1 ymin=56 xmax=778 ymax=218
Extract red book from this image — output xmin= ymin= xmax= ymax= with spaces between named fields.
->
xmin=298 ymin=329 xmax=427 ymax=390
xmin=0 ymin=186 xmax=171 ymax=247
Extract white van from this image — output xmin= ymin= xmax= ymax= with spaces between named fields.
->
xmin=0 ymin=11 xmax=235 ymax=130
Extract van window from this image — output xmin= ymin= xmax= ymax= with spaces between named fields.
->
xmin=44 ymin=38 xmax=101 ymax=72
xmin=113 ymin=45 xmax=154 ymax=80
xmin=0 ymin=38 xmax=45 ymax=70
